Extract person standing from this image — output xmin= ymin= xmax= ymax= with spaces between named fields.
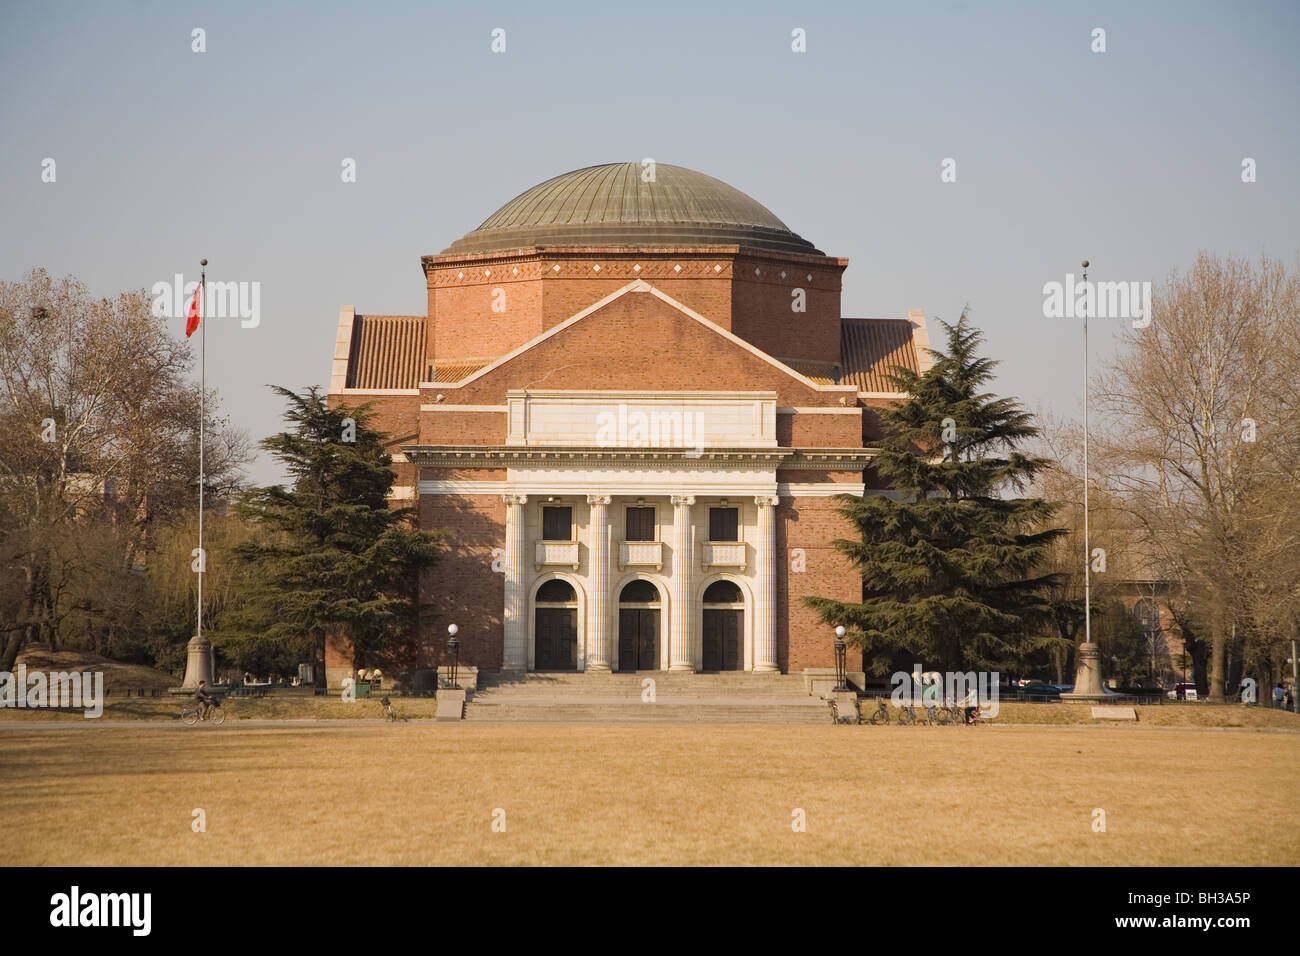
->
xmin=1273 ymin=683 xmax=1285 ymax=709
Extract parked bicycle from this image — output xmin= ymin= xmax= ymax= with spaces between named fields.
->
xmin=867 ymin=699 xmax=892 ymax=724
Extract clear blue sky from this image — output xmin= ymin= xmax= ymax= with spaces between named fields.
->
xmin=3 ymin=0 xmax=1297 ymax=484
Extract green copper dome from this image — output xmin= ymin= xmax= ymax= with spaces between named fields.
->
xmin=440 ymin=163 xmax=822 ymax=257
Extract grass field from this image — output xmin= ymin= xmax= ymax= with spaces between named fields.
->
xmin=1 ymin=723 xmax=1296 ymax=866
xmin=3 ymin=694 xmax=1298 ymax=728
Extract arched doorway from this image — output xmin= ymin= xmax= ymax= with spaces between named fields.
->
xmin=617 ymin=580 xmax=661 ymax=671
xmin=702 ymin=580 xmax=743 ymax=672
xmin=534 ymin=579 xmax=578 ymax=670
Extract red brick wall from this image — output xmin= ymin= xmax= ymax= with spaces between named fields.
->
xmin=420 ymin=490 xmax=506 ymax=670
xmin=431 ymin=277 xmax=545 ymax=361
xmin=441 ymin=292 xmax=837 ymax=405
xmin=424 ymin=248 xmax=846 ymax=366
xmin=730 ymin=255 xmax=845 ymax=362
xmin=779 ymin=410 xmax=862 ymax=447
xmin=779 ymin=495 xmax=861 ymax=672
xmin=418 ymin=410 xmax=507 ymax=445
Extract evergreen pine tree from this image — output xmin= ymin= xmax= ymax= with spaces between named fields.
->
xmin=806 ymin=311 xmax=1064 ymax=673
xmin=214 ymin=386 xmax=441 ymax=676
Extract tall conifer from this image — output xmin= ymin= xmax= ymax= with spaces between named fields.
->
xmin=807 ymin=312 xmax=1064 ymax=673
xmin=216 ymin=386 xmax=441 ymax=674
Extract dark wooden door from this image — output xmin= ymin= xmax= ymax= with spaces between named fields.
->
xmin=535 ymin=607 xmax=577 ymax=670
xmin=703 ymin=609 xmax=742 ymax=671
xmin=618 ymin=608 xmax=659 ymax=670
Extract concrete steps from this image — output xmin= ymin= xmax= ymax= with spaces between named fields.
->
xmin=465 ymin=671 xmax=829 ymax=723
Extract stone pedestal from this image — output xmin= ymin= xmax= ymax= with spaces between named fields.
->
xmin=324 ymin=626 xmax=355 ymax=693
xmin=1061 ymin=641 xmax=1111 ymax=702
xmin=436 ymin=688 xmax=467 ymax=721
xmin=181 ymin=634 xmax=214 ymax=689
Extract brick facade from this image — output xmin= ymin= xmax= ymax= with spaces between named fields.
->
xmin=327 ymin=165 xmax=927 ymax=679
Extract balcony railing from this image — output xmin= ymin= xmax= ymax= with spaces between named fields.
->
xmin=535 ymin=540 xmax=579 ymax=571
xmin=619 ymin=540 xmax=663 ymax=571
xmin=702 ymin=541 xmax=746 ymax=572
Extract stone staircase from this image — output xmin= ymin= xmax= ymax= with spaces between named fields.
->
xmin=464 ymin=671 xmax=830 ymax=724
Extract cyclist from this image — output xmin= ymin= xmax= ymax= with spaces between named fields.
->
xmin=194 ymin=680 xmax=218 ymax=721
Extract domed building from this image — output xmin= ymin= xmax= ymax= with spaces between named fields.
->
xmin=326 ymin=162 xmax=931 ymax=687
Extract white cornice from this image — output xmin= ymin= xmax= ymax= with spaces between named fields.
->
xmin=416 ymin=480 xmax=867 ymax=498
xmin=403 ymin=445 xmax=877 ymax=470
xmin=778 ymin=483 xmax=866 ymax=497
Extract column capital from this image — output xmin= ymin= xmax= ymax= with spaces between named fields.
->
xmin=586 ymin=494 xmax=612 ymax=506
xmin=754 ymin=494 xmax=781 ymax=508
xmin=670 ymin=494 xmax=696 ymax=507
xmin=502 ymin=494 xmax=528 ymax=506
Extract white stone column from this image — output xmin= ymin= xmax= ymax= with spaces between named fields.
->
xmin=502 ymin=494 xmax=528 ymax=672
xmin=586 ymin=495 xmax=612 ymax=673
xmin=669 ymin=495 xmax=695 ymax=672
xmin=753 ymin=495 xmax=781 ymax=673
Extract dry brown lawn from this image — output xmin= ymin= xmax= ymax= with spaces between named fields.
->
xmin=3 ymin=696 xmax=1298 ymax=728
xmin=1 ymin=723 xmax=1296 ymax=866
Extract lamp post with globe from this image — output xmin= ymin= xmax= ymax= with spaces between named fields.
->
xmin=446 ymin=624 xmax=460 ymax=690
xmin=833 ymin=626 xmax=848 ymax=692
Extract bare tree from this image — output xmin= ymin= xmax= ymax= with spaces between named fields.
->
xmin=0 ymin=269 xmax=248 ymax=669
xmin=1090 ymin=254 xmax=1300 ymax=701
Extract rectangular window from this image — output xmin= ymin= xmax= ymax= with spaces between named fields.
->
xmin=542 ymin=506 xmax=572 ymax=541
xmin=709 ymin=507 xmax=739 ymax=542
xmin=625 ymin=506 xmax=656 ymax=541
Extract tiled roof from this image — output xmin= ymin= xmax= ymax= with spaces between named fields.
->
xmin=779 ymin=319 xmax=920 ymax=391
xmin=346 ymin=315 xmax=425 ymax=389
xmin=839 ymin=318 xmax=920 ymax=392
xmin=428 ymin=359 xmax=493 ymax=383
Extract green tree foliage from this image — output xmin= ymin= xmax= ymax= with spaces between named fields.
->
xmin=213 ymin=386 xmax=441 ymax=676
xmin=806 ymin=311 xmax=1065 ymax=673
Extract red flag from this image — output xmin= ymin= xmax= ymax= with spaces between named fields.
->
xmin=185 ymin=281 xmax=202 ymax=338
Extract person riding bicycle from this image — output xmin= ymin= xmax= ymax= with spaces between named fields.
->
xmin=194 ymin=680 xmax=218 ymax=721
xmin=959 ymin=687 xmax=979 ymax=725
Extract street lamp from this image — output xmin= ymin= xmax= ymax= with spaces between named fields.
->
xmin=447 ymin=623 xmax=460 ymax=690
xmin=833 ymin=625 xmax=847 ymax=692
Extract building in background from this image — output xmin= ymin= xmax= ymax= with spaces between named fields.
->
xmin=327 ymin=163 xmax=930 ymax=684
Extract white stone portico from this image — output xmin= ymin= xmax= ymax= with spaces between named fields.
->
xmin=408 ymin=389 xmax=873 ymax=675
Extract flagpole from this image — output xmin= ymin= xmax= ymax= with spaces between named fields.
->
xmin=1063 ymin=258 xmax=1106 ymax=701
xmin=198 ymin=258 xmax=206 ymax=643
xmin=1081 ymin=260 xmax=1090 ymax=649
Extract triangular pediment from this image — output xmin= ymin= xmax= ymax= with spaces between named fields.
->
xmin=442 ymin=280 xmax=846 ymax=402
